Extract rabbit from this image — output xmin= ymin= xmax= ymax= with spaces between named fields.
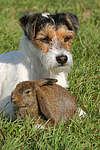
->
xmin=11 ymin=78 xmax=80 ymax=126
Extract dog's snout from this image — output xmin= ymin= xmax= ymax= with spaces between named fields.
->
xmin=56 ymin=55 xmax=68 ymax=65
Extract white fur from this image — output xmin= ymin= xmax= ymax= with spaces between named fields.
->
xmin=42 ymin=13 xmax=50 ymax=18
xmin=0 ymin=35 xmax=73 ymax=120
xmin=42 ymin=13 xmax=55 ymax=24
xmin=77 ymin=107 xmax=86 ymax=118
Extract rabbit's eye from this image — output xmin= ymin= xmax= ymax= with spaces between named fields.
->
xmin=25 ymin=89 xmax=32 ymax=95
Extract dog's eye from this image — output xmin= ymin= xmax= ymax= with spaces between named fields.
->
xmin=64 ymin=36 xmax=72 ymax=42
xmin=39 ymin=36 xmax=51 ymax=43
xmin=25 ymin=89 xmax=32 ymax=95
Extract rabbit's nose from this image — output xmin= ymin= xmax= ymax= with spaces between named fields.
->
xmin=11 ymin=95 xmax=17 ymax=103
xmin=56 ymin=55 xmax=68 ymax=66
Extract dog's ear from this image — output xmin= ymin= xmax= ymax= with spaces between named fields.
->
xmin=32 ymin=78 xmax=58 ymax=87
xmin=65 ymin=13 xmax=79 ymax=35
xmin=19 ymin=11 xmax=41 ymax=40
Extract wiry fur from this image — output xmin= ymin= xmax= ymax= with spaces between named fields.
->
xmin=0 ymin=12 xmax=79 ymax=120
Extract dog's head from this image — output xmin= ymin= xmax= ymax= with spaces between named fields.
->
xmin=19 ymin=12 xmax=79 ymax=73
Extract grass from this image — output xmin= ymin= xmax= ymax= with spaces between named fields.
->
xmin=0 ymin=0 xmax=100 ymax=149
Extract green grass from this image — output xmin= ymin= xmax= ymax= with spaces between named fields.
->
xmin=0 ymin=0 xmax=100 ymax=149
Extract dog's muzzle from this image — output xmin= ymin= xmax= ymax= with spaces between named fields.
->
xmin=56 ymin=55 xmax=68 ymax=66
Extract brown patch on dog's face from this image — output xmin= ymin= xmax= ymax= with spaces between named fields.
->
xmin=19 ymin=12 xmax=79 ymax=44
xmin=34 ymin=24 xmax=75 ymax=54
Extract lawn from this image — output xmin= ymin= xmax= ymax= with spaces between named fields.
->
xmin=0 ymin=0 xmax=100 ymax=149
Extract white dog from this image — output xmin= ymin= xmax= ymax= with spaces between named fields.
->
xmin=0 ymin=12 xmax=79 ymax=120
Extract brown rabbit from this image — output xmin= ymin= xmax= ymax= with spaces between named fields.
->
xmin=11 ymin=78 xmax=78 ymax=126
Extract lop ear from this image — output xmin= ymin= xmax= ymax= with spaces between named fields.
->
xmin=33 ymin=78 xmax=58 ymax=87
xmin=65 ymin=13 xmax=79 ymax=35
xmin=30 ymin=78 xmax=57 ymax=119
xmin=32 ymin=83 xmax=52 ymax=119
xmin=37 ymin=95 xmax=52 ymax=119
xmin=19 ymin=11 xmax=41 ymax=40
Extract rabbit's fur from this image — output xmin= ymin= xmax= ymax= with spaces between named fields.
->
xmin=11 ymin=78 xmax=78 ymax=126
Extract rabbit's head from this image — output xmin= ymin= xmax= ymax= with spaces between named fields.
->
xmin=11 ymin=81 xmax=37 ymax=106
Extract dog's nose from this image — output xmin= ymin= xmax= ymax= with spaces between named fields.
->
xmin=56 ymin=55 xmax=68 ymax=65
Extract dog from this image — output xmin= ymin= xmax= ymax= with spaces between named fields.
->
xmin=0 ymin=12 xmax=79 ymax=120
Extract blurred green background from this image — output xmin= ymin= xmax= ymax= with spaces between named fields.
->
xmin=0 ymin=0 xmax=100 ymax=149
